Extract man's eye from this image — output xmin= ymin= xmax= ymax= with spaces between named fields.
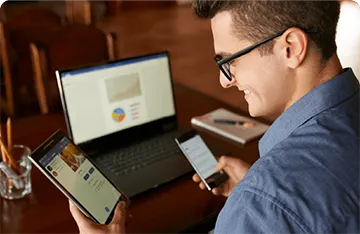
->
xmin=214 ymin=55 xmax=222 ymax=61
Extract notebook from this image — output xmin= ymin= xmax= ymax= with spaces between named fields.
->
xmin=191 ymin=108 xmax=270 ymax=144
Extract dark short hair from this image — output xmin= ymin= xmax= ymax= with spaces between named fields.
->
xmin=193 ymin=0 xmax=340 ymax=60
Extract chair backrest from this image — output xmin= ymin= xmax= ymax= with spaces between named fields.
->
xmin=46 ymin=25 xmax=114 ymax=72
xmin=5 ymin=7 xmax=64 ymax=28
xmin=65 ymin=0 xmax=92 ymax=25
xmin=3 ymin=8 xmax=63 ymax=59
xmin=0 ymin=7 xmax=64 ymax=117
xmin=30 ymin=24 xmax=116 ymax=114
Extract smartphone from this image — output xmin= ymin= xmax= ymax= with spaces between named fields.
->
xmin=175 ymin=130 xmax=228 ymax=191
xmin=29 ymin=129 xmax=130 ymax=225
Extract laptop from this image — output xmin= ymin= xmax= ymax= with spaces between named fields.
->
xmin=56 ymin=51 xmax=192 ymax=197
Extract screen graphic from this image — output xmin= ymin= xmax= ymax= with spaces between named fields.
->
xmin=112 ymin=108 xmax=126 ymax=122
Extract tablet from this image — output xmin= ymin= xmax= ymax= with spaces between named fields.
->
xmin=29 ymin=129 xmax=130 ymax=224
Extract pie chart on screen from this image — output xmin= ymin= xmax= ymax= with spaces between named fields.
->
xmin=112 ymin=108 xmax=126 ymax=122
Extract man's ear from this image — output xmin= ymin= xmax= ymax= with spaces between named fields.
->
xmin=280 ymin=28 xmax=309 ymax=69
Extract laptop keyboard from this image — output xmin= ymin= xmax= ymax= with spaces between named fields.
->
xmin=93 ymin=131 xmax=182 ymax=176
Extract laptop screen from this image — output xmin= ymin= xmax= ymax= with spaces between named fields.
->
xmin=58 ymin=53 xmax=176 ymax=145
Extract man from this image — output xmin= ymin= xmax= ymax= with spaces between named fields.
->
xmin=69 ymin=0 xmax=360 ymax=233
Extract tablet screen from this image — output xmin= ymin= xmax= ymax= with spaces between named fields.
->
xmin=39 ymin=137 xmax=120 ymax=224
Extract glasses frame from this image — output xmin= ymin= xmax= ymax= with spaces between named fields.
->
xmin=214 ymin=27 xmax=316 ymax=81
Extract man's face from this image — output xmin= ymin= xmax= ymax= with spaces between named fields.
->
xmin=211 ymin=12 xmax=295 ymax=117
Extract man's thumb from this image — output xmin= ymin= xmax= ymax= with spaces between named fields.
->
xmin=110 ymin=201 xmax=127 ymax=225
xmin=214 ymin=156 xmax=229 ymax=172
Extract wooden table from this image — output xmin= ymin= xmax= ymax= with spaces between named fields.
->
xmin=0 ymin=84 xmax=261 ymax=233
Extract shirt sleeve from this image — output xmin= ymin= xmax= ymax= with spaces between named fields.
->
xmin=214 ymin=189 xmax=312 ymax=234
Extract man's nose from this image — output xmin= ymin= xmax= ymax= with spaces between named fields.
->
xmin=219 ymin=73 xmax=236 ymax=88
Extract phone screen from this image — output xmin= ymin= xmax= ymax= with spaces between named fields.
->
xmin=38 ymin=136 xmax=120 ymax=224
xmin=179 ymin=135 xmax=218 ymax=180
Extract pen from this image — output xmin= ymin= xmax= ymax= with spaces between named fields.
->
xmin=213 ymin=119 xmax=256 ymax=127
xmin=213 ymin=119 xmax=244 ymax=125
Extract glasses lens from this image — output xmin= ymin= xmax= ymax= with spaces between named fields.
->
xmin=214 ymin=56 xmax=232 ymax=81
xmin=221 ymin=63 xmax=232 ymax=81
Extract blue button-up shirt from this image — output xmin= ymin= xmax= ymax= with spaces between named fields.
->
xmin=215 ymin=68 xmax=359 ymax=233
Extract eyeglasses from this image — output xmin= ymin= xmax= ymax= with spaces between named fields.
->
xmin=214 ymin=28 xmax=316 ymax=81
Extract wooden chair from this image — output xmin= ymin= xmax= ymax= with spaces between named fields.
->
xmin=65 ymin=0 xmax=92 ymax=25
xmin=0 ymin=8 xmax=64 ymax=117
xmin=105 ymin=1 xmax=123 ymax=17
xmin=30 ymin=24 xmax=117 ymax=114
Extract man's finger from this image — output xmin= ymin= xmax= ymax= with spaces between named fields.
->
xmin=199 ymin=182 xmax=206 ymax=190
xmin=192 ymin=173 xmax=201 ymax=182
xmin=69 ymin=200 xmax=93 ymax=227
xmin=125 ymin=213 xmax=133 ymax=226
xmin=215 ymin=156 xmax=249 ymax=181
xmin=211 ymin=187 xmax=223 ymax=196
xmin=214 ymin=156 xmax=228 ymax=172
xmin=110 ymin=201 xmax=127 ymax=226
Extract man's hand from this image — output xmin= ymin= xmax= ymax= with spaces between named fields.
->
xmin=69 ymin=200 xmax=130 ymax=234
xmin=192 ymin=156 xmax=250 ymax=197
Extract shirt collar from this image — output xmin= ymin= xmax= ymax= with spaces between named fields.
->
xmin=259 ymin=68 xmax=359 ymax=157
